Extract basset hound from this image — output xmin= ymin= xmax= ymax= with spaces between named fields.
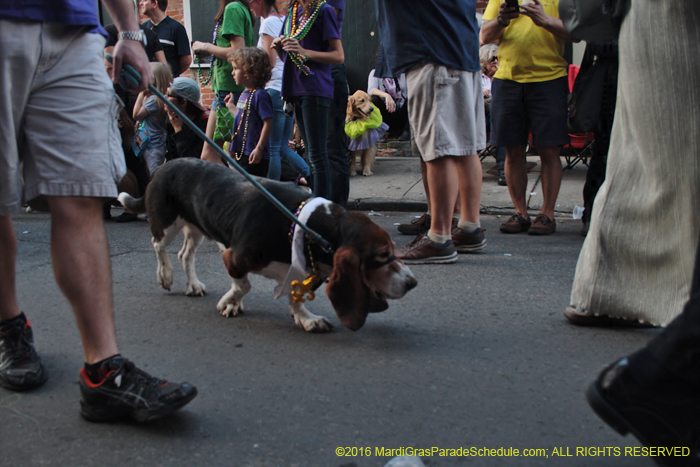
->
xmin=118 ymin=158 xmax=417 ymax=332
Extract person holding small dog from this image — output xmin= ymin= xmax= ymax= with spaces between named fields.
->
xmin=367 ymin=51 xmax=409 ymax=141
xmin=225 ymin=47 xmax=274 ymax=177
xmin=272 ymin=0 xmax=344 ymax=199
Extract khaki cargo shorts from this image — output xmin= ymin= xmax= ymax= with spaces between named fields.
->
xmin=407 ymin=63 xmax=486 ymax=162
xmin=0 ymin=20 xmax=125 ymax=216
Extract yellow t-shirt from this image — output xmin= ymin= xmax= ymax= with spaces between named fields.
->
xmin=483 ymin=0 xmax=568 ymax=83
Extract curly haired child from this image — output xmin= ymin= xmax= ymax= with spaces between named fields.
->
xmin=224 ymin=47 xmax=274 ymax=177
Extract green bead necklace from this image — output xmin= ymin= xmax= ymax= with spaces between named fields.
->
xmin=283 ymin=0 xmax=326 ymax=76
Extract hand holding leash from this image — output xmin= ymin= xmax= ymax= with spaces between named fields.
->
xmin=106 ymin=41 xmax=152 ymax=93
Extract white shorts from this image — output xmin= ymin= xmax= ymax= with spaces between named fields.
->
xmin=407 ymin=63 xmax=486 ymax=162
xmin=0 ymin=20 xmax=126 ymax=216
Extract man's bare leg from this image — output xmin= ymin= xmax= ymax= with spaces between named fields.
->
xmin=0 ymin=215 xmax=47 ymax=390
xmin=48 ymin=196 xmax=118 ymax=364
xmin=0 ymin=216 xmax=22 ymax=321
xmin=425 ymin=157 xmax=459 ymax=236
xmin=537 ymin=146 xmax=563 ymax=220
xmin=504 ymin=145 xmax=529 ymax=218
xmin=455 ymin=155 xmax=482 ymax=224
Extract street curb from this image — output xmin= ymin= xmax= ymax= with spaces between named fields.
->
xmin=348 ymin=199 xmax=427 ymax=212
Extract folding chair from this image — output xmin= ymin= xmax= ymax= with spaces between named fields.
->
xmin=479 ymin=143 xmax=497 ymax=162
xmin=561 ymin=64 xmax=595 ymax=170
xmin=561 ymin=131 xmax=595 ymax=170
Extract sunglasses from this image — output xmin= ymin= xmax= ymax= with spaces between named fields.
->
xmin=489 ymin=56 xmax=499 ymax=63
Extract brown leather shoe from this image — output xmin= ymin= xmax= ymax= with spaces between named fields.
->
xmin=397 ymin=213 xmax=431 ymax=235
xmin=500 ymin=213 xmax=531 ymax=233
xmin=452 ymin=228 xmax=486 ymax=253
xmin=528 ymin=214 xmax=556 ymax=235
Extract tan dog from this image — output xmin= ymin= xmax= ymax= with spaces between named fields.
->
xmin=346 ymin=90 xmax=377 ymax=177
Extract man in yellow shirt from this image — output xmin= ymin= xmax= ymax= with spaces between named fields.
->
xmin=481 ymin=0 xmax=578 ymax=235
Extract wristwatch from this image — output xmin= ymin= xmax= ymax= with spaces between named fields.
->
xmin=118 ymin=30 xmax=147 ymax=47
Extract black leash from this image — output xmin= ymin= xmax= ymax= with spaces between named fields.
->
xmin=107 ymin=55 xmax=334 ymax=254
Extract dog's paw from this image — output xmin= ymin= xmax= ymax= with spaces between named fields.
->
xmin=362 ymin=170 xmax=373 ymax=176
xmin=349 ymin=170 xmax=357 ymax=177
xmin=297 ymin=315 xmax=334 ymax=332
xmin=292 ymin=311 xmax=334 ymax=332
xmin=186 ymin=280 xmax=207 ymax=297
xmin=217 ymin=296 xmax=244 ymax=317
xmin=156 ymin=264 xmax=173 ymax=291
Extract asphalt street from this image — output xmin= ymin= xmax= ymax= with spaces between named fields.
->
xmin=1 ymin=208 xmax=660 ymax=467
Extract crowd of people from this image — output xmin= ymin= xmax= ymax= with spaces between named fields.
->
xmin=2 ymin=0 xmax=700 ymax=458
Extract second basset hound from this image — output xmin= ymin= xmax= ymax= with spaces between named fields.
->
xmin=119 ymin=158 xmax=417 ymax=332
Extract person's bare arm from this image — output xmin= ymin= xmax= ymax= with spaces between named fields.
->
xmin=133 ymin=91 xmax=149 ymax=121
xmin=520 ymin=0 xmax=580 ymax=42
xmin=281 ymin=37 xmax=344 ymax=65
xmin=262 ymin=34 xmax=278 ymax=68
xmin=480 ymin=2 xmax=519 ymax=45
xmin=101 ymin=0 xmax=153 ymax=91
xmin=192 ymin=36 xmax=246 ymax=61
xmin=249 ymin=118 xmax=273 ymax=165
xmin=155 ymin=50 xmax=167 ymax=65
xmin=178 ymin=54 xmax=192 ymax=75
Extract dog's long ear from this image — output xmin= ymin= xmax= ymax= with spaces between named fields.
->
xmin=346 ymin=95 xmax=355 ymax=121
xmin=326 ymin=244 xmax=388 ymax=331
xmin=326 ymin=245 xmax=368 ymax=331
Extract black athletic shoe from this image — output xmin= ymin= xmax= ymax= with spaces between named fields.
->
xmin=79 ymin=356 xmax=197 ymax=423
xmin=0 ymin=313 xmax=48 ymax=391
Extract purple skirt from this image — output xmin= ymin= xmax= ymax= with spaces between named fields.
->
xmin=345 ymin=122 xmax=389 ymax=151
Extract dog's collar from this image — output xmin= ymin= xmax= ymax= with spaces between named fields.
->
xmin=274 ymin=197 xmax=332 ymax=300
xmin=365 ymin=255 xmax=397 ymax=270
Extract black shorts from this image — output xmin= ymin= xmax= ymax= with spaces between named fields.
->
xmin=490 ymin=76 xmax=569 ymax=148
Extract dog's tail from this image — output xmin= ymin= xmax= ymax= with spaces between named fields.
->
xmin=117 ymin=192 xmax=146 ymax=214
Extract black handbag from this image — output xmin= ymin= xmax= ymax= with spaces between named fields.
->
xmin=559 ymin=0 xmax=629 ymax=42
xmin=568 ymin=43 xmax=618 ymax=133
xmin=568 ymin=62 xmax=604 ymax=132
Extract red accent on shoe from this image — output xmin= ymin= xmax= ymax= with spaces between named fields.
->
xmin=80 ymin=367 xmax=118 ymax=388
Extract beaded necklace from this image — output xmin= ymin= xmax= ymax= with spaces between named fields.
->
xmin=195 ymin=18 xmax=222 ymax=86
xmin=282 ymin=0 xmax=326 ymax=76
xmin=232 ymin=89 xmax=257 ymax=161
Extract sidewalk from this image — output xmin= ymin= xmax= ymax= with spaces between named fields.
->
xmin=348 ymin=148 xmax=587 ymax=217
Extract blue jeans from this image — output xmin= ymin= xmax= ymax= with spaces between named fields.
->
xmin=266 ymin=89 xmax=310 ymax=180
xmin=293 ymin=96 xmax=331 ymax=198
xmin=327 ymin=64 xmax=350 ymax=207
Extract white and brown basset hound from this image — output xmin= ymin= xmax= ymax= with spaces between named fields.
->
xmin=119 ymin=158 xmax=417 ymax=332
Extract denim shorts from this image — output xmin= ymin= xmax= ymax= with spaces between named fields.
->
xmin=490 ymin=76 xmax=569 ymax=148
xmin=0 ymin=21 xmax=125 ymax=215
